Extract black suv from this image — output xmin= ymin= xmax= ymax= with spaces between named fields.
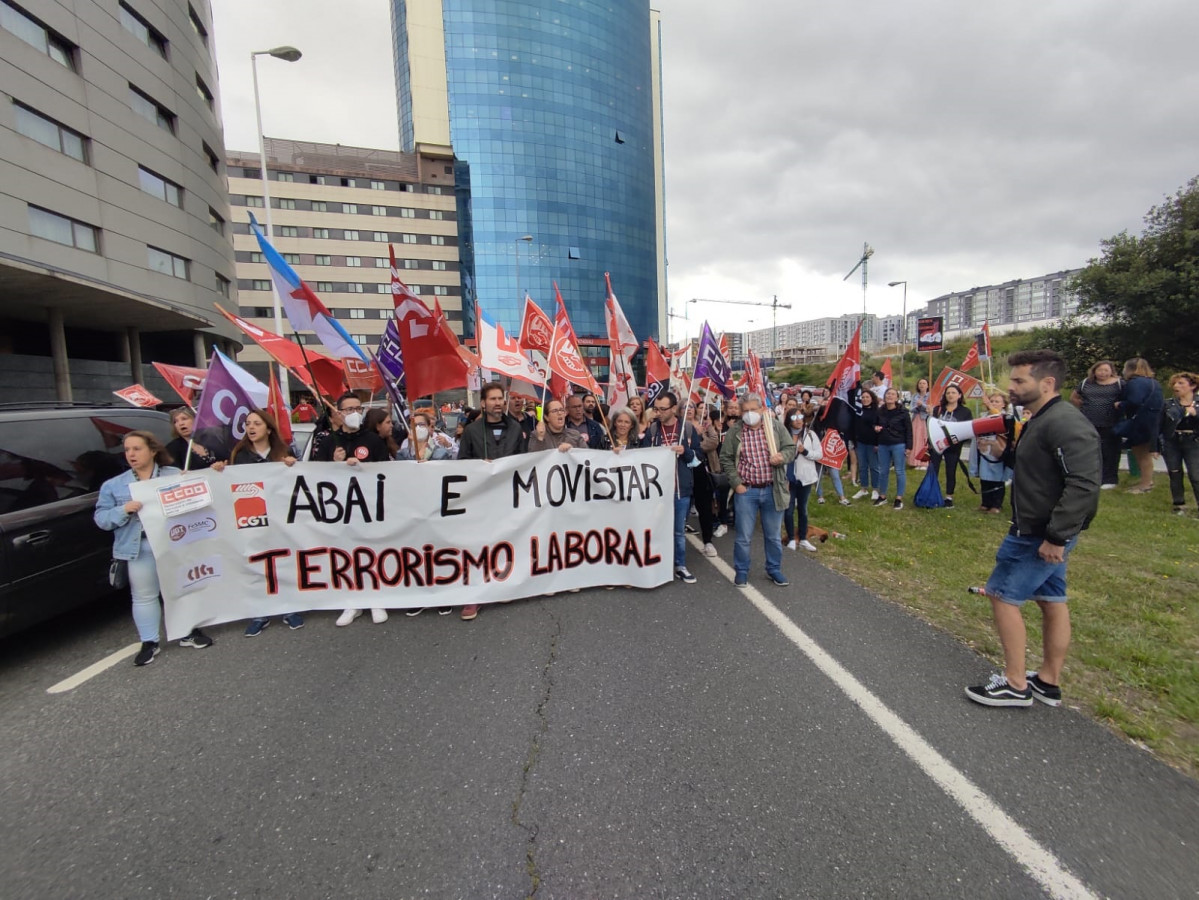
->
xmin=0 ymin=404 xmax=172 ymax=639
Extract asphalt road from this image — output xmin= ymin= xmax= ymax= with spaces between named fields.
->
xmin=2 ymin=530 xmax=1197 ymax=899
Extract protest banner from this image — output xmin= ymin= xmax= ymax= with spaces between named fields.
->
xmin=131 ymin=449 xmax=676 ymax=638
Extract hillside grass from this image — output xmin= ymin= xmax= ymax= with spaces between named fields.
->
xmin=804 ymin=469 xmax=1199 ymax=777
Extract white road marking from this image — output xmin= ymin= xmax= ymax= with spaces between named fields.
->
xmin=46 ymin=643 xmax=141 ymax=694
xmin=688 ymin=535 xmax=1098 ymax=900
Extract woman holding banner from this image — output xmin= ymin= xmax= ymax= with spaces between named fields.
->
xmin=94 ymin=431 xmax=212 ymax=666
xmin=397 ymin=409 xmax=456 ymax=461
xmin=929 ymin=384 xmax=972 ymax=508
xmin=166 ymin=408 xmax=216 ymax=470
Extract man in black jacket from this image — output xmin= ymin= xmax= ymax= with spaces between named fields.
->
xmin=457 ymin=382 xmax=527 ymax=462
xmin=966 ymin=350 xmax=1100 ymax=708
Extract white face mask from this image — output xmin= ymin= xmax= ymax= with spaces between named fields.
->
xmin=414 ymin=425 xmax=430 ymax=442
xmin=342 ymin=411 xmax=363 ymax=431
xmin=742 ymin=410 xmax=762 ymax=427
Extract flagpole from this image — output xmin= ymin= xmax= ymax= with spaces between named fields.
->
xmin=293 ymin=330 xmax=338 ymax=412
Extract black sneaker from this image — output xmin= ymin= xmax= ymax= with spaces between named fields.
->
xmin=872 ymin=496 xmax=888 ymax=507
xmin=134 ymin=641 xmax=160 ymax=667
xmin=944 ymin=497 xmax=955 ymax=509
xmin=767 ymin=572 xmax=790 ymax=587
xmin=965 ymin=673 xmax=1032 ymax=707
xmin=1026 ymin=671 xmax=1062 ymax=707
xmin=893 ymin=499 xmax=903 ymax=510
xmin=282 ymin=613 xmax=305 ymax=630
xmin=684 ymin=523 xmax=698 ymax=534
xmin=179 ymin=629 xmax=213 ymax=649
xmin=675 ymin=567 xmax=697 ymax=584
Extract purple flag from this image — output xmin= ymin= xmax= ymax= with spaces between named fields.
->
xmin=694 ymin=322 xmax=734 ymax=399
xmin=375 ymin=318 xmax=410 ymax=421
xmin=192 ymin=350 xmax=270 ymax=459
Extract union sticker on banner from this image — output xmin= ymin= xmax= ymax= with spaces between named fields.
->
xmin=177 ymin=555 xmax=223 ymax=593
xmin=231 ymin=481 xmax=269 ymax=529
xmin=157 ymin=477 xmax=213 ymax=517
xmin=166 ymin=510 xmax=219 ymax=547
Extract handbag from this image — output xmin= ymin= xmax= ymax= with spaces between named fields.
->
xmin=108 ymin=559 xmax=129 ymax=591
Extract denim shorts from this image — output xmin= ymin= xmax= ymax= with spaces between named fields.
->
xmin=984 ymin=533 xmax=1077 ymax=606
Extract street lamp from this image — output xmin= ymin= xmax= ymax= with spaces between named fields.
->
xmin=514 ymin=235 xmax=533 ymax=304
xmin=888 ymin=280 xmax=908 ymax=388
xmin=251 ymin=45 xmax=302 ymax=396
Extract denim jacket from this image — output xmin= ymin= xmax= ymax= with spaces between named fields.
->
xmin=94 ymin=465 xmax=181 ymax=560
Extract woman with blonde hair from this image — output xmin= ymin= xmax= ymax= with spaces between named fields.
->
xmin=1115 ymin=357 xmax=1163 ymax=493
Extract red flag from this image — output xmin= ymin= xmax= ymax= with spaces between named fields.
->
xmin=960 ymin=340 xmax=980 ymax=372
xmin=930 ymin=366 xmax=984 ymax=408
xmin=644 ymin=337 xmax=671 ymax=405
xmin=547 ymin=283 xmax=601 ymax=396
xmin=152 ymin=362 xmax=208 ymax=406
xmin=549 ymin=372 xmax=569 ymax=403
xmin=435 ymin=298 xmax=479 ymax=370
xmin=820 ymin=429 xmax=849 ymax=469
xmin=745 ymin=350 xmax=766 ymax=397
xmin=519 ymin=293 xmax=554 ymax=355
xmin=604 ymin=273 xmax=639 ymax=407
xmin=215 ymin=303 xmax=346 ymax=402
xmin=267 ymin=367 xmax=293 ymax=444
xmin=113 ymin=384 xmax=161 ymax=408
xmin=822 ymin=320 xmax=862 ymax=420
xmin=395 ymin=289 xmax=470 ymax=399
xmin=881 ymin=358 xmax=893 ymax=389
xmin=978 ymin=321 xmax=992 ymax=359
xmin=342 ymin=357 xmax=384 ymax=392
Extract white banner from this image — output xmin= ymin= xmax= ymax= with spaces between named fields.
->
xmin=131 ymin=450 xmax=676 ymax=639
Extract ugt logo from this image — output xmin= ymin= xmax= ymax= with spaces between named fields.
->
xmin=231 ymin=482 xmax=268 ymax=529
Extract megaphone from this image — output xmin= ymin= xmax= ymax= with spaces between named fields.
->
xmin=929 ymin=416 xmax=1007 ymax=455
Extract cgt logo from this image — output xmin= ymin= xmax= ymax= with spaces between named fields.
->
xmin=231 ymin=482 xmax=268 ymax=529
xmin=177 ymin=556 xmax=222 ymax=593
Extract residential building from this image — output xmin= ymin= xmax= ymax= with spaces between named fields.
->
xmin=0 ymin=0 xmax=240 ymax=401
xmin=226 ymin=138 xmax=460 ymax=379
xmin=746 ymin=315 xmax=879 ymax=364
xmin=390 ymin=0 xmax=665 ymax=345
xmin=906 ymin=269 xmax=1084 ymax=342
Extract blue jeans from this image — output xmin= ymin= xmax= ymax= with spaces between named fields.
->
xmin=733 ymin=486 xmax=784 ymax=580
xmin=816 ymin=464 xmax=844 ymax=500
xmin=128 ymin=536 xmax=162 ymax=642
xmin=876 ymin=443 xmax=906 ymax=498
xmin=673 ymin=494 xmax=691 ymax=569
xmin=856 ymin=443 xmax=879 ymax=490
xmin=783 ymin=481 xmax=813 ymax=542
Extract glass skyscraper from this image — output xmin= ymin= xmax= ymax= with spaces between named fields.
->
xmin=391 ymin=0 xmax=664 ymax=345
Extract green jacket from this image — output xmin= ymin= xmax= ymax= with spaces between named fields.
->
xmin=1010 ymin=396 xmax=1100 ymax=546
xmin=719 ymin=416 xmax=796 ymax=511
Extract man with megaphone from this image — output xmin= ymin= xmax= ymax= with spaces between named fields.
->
xmin=965 ymin=350 xmax=1100 ymax=709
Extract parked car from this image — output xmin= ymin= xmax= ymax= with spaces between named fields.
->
xmin=0 ymin=404 xmax=172 ymax=639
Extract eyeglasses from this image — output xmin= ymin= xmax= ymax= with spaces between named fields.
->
xmin=653 ymin=405 xmax=672 ymax=413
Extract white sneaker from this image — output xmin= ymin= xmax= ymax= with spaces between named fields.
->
xmin=786 ymin=539 xmax=797 ymax=550
xmin=335 ymin=609 xmax=362 ymax=627
xmin=703 ymin=542 xmax=717 ymax=557
xmin=713 ymin=524 xmax=728 ymax=538
xmin=851 ymin=490 xmax=869 ymax=500
xmin=1100 ymin=483 xmax=1117 ymax=491
xmin=871 ymin=490 xmax=879 ymax=501
xmin=370 ymin=608 xmax=388 ymax=624
xmin=839 ymin=497 xmax=852 ymax=506
xmin=799 ymin=540 xmax=818 ymax=552
xmin=817 ymin=497 xmax=826 ymax=504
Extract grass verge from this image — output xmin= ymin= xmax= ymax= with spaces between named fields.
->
xmin=805 ymin=469 xmax=1199 ymax=778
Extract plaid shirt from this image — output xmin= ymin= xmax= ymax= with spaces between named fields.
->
xmin=737 ymin=423 xmax=773 ymax=485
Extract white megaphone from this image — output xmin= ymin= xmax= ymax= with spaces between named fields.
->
xmin=929 ymin=416 xmax=1007 ymax=455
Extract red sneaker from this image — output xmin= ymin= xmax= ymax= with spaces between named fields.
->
xmin=461 ymin=604 xmax=479 ymax=621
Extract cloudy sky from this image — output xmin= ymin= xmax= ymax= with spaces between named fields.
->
xmin=211 ymin=0 xmax=1199 ymax=338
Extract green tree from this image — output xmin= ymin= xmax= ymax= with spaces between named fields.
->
xmin=1072 ymin=175 xmax=1199 ymax=370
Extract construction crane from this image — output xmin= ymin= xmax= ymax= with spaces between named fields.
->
xmin=689 ymin=296 xmax=793 ymax=359
xmin=843 ymin=242 xmax=874 ymax=319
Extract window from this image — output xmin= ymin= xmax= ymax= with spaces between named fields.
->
xmin=376 ymin=284 xmax=390 ymax=294
xmin=569 ymin=247 xmax=581 ymax=260
xmin=370 ymin=180 xmax=385 ymax=190
xmin=316 ymin=282 xmax=334 ymax=293
xmin=244 ymin=195 xmax=264 ymax=208
xmin=137 ymin=166 xmax=182 ymax=207
xmin=312 ymin=201 xmax=327 ymax=213
xmin=402 ymin=234 xmax=417 ymax=244
xmin=349 ymin=308 xmax=366 ymax=318
xmin=215 ymin=273 xmax=230 ymax=298
xmin=194 ymin=73 xmax=213 ymax=110
xmin=314 ymin=255 xmax=331 ymax=266
xmin=278 ymin=226 xmax=299 ymax=238
xmin=399 ymin=208 xmax=415 ymax=218
xmin=432 ymin=261 xmax=447 ymax=271
xmin=430 ymin=236 xmax=445 ymax=246
xmin=147 ymin=245 xmax=188 ymax=279
xmin=371 ymin=205 xmax=387 ymax=216
xmin=247 ymin=252 xmax=264 ymax=263
xmin=343 ymin=203 xmax=358 ymax=215
xmin=208 ymin=207 xmax=224 ymax=235
xmin=13 ymin=102 xmax=87 ymax=162
xmin=343 ymin=229 xmax=359 ymax=241
xmin=248 ymin=307 xmax=272 ymax=318
xmin=428 ymin=210 xmax=445 ymax=220
xmin=1 ymin=0 xmax=75 ymax=68
xmin=250 ymin=279 xmax=270 ymax=291
xmin=427 ymin=185 xmax=443 ymax=195
xmin=373 ymin=231 xmax=388 ymax=242
xmin=241 ymin=167 xmax=261 ymax=179
xmin=408 ymin=285 xmax=421 ymax=294
xmin=433 ymin=286 xmax=448 ymax=296
xmin=282 ymin=253 xmax=300 ymax=264
xmin=277 ymin=198 xmax=296 ymax=210
xmin=275 ymin=172 xmax=294 ymax=183
xmin=345 ymin=256 xmax=361 ymax=267
xmin=350 ymin=334 xmax=368 ymax=345
xmin=128 ymin=85 xmax=175 ymax=134
xmin=346 ymin=284 xmax=364 ymax=294
xmin=312 ymin=228 xmax=330 ymax=240
xmin=119 ymin=3 xmax=167 ymax=57
xmin=201 ymin=142 xmax=219 ymax=173
xmin=28 ymin=205 xmax=97 ymax=252
xmin=403 ymin=259 xmax=418 ymax=269
xmin=309 ymin=175 xmax=327 ymax=185
xmin=400 ymin=183 xmax=414 ymax=193
xmin=374 ymin=258 xmax=388 ymax=267
xmin=187 ymin=3 xmax=207 ymax=45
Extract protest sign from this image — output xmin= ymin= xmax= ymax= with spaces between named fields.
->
xmin=131 ymin=449 xmax=676 ymax=638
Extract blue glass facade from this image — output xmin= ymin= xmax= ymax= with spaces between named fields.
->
xmin=394 ymin=0 xmax=659 ymax=342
